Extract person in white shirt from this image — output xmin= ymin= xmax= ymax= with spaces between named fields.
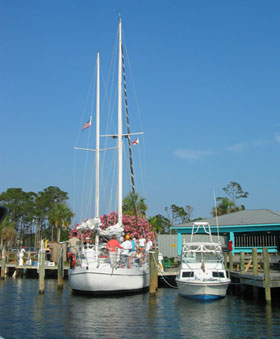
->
xmin=19 ymin=246 xmax=26 ymax=266
xmin=138 ymin=237 xmax=146 ymax=265
xmin=121 ymin=235 xmax=132 ymax=267
xmin=145 ymin=237 xmax=153 ymax=252
xmin=138 ymin=237 xmax=146 ymax=249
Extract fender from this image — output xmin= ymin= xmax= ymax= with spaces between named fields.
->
xmin=69 ymin=253 xmax=76 ymax=269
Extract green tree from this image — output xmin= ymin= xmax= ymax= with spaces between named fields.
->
xmin=36 ymin=186 xmax=69 ymax=241
xmin=0 ymin=188 xmax=36 ymax=227
xmin=212 ymin=182 xmax=248 ymax=216
xmin=148 ymin=214 xmax=170 ymax=234
xmin=0 ymin=219 xmax=17 ymax=250
xmin=165 ymin=204 xmax=189 ymax=225
xmin=221 ymin=182 xmax=249 ymax=205
xmin=48 ymin=204 xmax=74 ymax=243
xmin=0 ymin=186 xmax=70 ymax=245
xmin=0 ymin=188 xmax=37 ymax=243
xmin=122 ymin=192 xmax=147 ymax=218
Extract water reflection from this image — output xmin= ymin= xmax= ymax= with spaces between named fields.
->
xmin=0 ymin=278 xmax=280 ymax=338
xmin=265 ymin=303 xmax=272 ymax=337
xmin=64 ymin=292 xmax=151 ymax=338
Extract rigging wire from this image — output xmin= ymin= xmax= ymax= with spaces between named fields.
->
xmin=214 ymin=191 xmax=220 ymax=244
xmin=73 ymin=22 xmax=146 ymax=224
xmin=122 ymin=31 xmax=147 ymax=200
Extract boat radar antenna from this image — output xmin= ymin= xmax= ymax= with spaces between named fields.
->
xmin=214 ymin=191 xmax=220 ymax=243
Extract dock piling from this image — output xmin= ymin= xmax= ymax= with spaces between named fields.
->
xmin=262 ymin=248 xmax=271 ymax=303
xmin=57 ymin=246 xmax=64 ymax=290
xmin=229 ymin=252 xmax=233 ymax=272
xmin=252 ymin=247 xmax=258 ymax=276
xmin=240 ymin=252 xmax=245 ymax=273
xmin=1 ymin=248 xmax=6 ymax=279
xmin=252 ymin=247 xmax=258 ymax=298
xmin=38 ymin=240 xmax=45 ymax=294
xmin=149 ymin=250 xmax=158 ymax=295
xmin=223 ymin=252 xmax=228 ymax=270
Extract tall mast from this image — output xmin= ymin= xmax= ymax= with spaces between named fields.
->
xmin=95 ymin=51 xmax=100 ymax=253
xmin=95 ymin=50 xmax=100 ymax=218
xmin=118 ymin=17 xmax=123 ymax=226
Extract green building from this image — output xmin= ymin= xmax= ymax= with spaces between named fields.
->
xmin=171 ymin=209 xmax=280 ymax=255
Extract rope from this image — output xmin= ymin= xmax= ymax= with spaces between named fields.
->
xmin=151 ymin=252 xmax=178 ymax=289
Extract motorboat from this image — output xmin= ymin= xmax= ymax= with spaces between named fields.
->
xmin=176 ymin=222 xmax=230 ymax=300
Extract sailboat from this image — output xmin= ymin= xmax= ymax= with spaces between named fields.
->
xmin=176 ymin=222 xmax=231 ymax=300
xmin=68 ymin=17 xmax=150 ymax=294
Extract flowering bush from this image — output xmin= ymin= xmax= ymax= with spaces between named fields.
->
xmin=69 ymin=212 xmax=156 ymax=243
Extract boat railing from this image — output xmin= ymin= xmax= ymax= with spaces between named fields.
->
xmin=75 ymin=246 xmax=149 ymax=269
xmin=107 ymin=248 xmax=149 ymax=269
xmin=190 ymin=222 xmax=213 ymax=243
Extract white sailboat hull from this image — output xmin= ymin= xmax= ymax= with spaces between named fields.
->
xmin=69 ymin=262 xmax=149 ymax=294
xmin=176 ymin=278 xmax=230 ymax=300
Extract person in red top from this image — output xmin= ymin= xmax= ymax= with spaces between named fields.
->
xmin=106 ymin=235 xmax=123 ymax=268
xmin=106 ymin=235 xmax=123 ymax=252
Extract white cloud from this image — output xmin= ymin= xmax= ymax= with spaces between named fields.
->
xmin=174 ymin=149 xmax=214 ymax=160
xmin=176 ymin=134 xmax=280 ymax=162
xmin=274 ymin=134 xmax=280 ymax=143
xmin=227 ymin=143 xmax=245 ymax=152
xmin=227 ymin=138 xmax=273 ymax=152
xmin=252 ymin=139 xmax=271 ymax=146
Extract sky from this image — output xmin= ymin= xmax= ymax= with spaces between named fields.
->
xmin=1 ymin=1 xmax=280 ymax=223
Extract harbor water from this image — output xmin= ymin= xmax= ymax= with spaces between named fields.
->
xmin=0 ymin=278 xmax=280 ymax=338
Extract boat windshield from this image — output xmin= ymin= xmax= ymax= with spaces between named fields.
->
xmin=183 ymin=251 xmax=222 ymax=264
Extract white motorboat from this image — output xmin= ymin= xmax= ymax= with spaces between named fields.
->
xmin=69 ymin=16 xmax=149 ymax=294
xmin=176 ymin=222 xmax=230 ymax=300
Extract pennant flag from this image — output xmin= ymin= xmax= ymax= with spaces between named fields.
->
xmin=132 ymin=138 xmax=139 ymax=146
xmin=82 ymin=117 xmax=92 ymax=130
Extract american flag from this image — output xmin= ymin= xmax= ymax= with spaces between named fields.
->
xmin=132 ymin=138 xmax=139 ymax=145
xmin=82 ymin=117 xmax=92 ymax=130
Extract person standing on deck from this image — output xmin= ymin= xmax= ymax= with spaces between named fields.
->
xmin=139 ymin=237 xmax=146 ymax=265
xmin=46 ymin=245 xmax=52 ymax=261
xmin=106 ymin=235 xmax=123 ymax=268
xmin=19 ymin=246 xmax=26 ymax=266
xmin=131 ymin=237 xmax=136 ymax=253
xmin=145 ymin=236 xmax=153 ymax=261
xmin=145 ymin=236 xmax=153 ymax=253
xmin=69 ymin=232 xmax=80 ymax=256
xmin=121 ymin=235 xmax=132 ymax=268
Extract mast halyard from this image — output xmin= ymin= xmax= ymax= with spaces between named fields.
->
xmin=121 ymin=44 xmax=138 ymax=222
xmin=117 ymin=16 xmax=123 ymax=227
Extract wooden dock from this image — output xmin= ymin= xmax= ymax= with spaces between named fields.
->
xmin=229 ymin=271 xmax=280 ymax=288
xmin=224 ymin=248 xmax=280 ymax=303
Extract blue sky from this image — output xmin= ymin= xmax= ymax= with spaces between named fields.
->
xmin=1 ymin=1 xmax=280 ymax=223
